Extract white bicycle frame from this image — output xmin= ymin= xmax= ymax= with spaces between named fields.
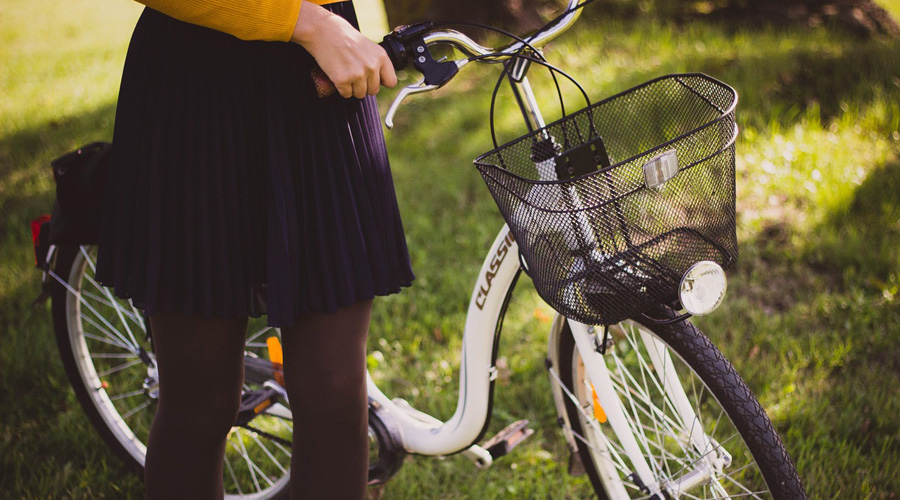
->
xmin=366 ymin=225 xmax=519 ymax=459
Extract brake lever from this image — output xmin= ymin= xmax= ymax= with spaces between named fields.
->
xmin=385 ymin=81 xmax=437 ymax=129
xmin=384 ymin=59 xmax=468 ymax=129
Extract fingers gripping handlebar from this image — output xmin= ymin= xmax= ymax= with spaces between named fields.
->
xmin=313 ymin=22 xmax=462 ymax=127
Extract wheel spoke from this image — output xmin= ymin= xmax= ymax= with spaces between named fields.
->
xmin=246 ymin=326 xmax=275 ymax=345
xmin=607 ymin=354 xmax=694 ymax=466
xmin=97 ymin=358 xmax=144 ymax=377
xmin=82 ymin=329 xmax=134 ymax=352
xmin=231 ymin=428 xmax=273 ymax=490
xmin=557 ymin=317 xmax=787 ymax=499
xmin=224 ymin=456 xmax=244 ymax=495
xmin=569 ymin=420 xmax=634 ymax=479
xmin=78 ymin=308 xmax=139 ymax=355
xmin=122 ymin=400 xmax=151 ymax=420
xmin=717 ymin=462 xmax=768 ymax=499
xmin=249 ymin=431 xmax=289 ymax=475
xmin=110 ymin=389 xmax=146 ymax=401
xmin=272 ymin=437 xmax=293 ymax=458
xmin=633 ymin=326 xmax=674 ymax=483
xmin=548 ymin=364 xmax=632 ymax=476
xmin=51 ymin=266 xmax=140 ymax=355
xmin=91 ymin=352 xmax=138 ymax=359
xmin=667 ymin=430 xmax=742 ymax=485
xmin=79 ymin=247 xmax=143 ymax=349
xmin=78 ymin=288 xmax=143 ymax=327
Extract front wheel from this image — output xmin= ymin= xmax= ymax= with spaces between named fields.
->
xmin=554 ymin=310 xmax=806 ymax=499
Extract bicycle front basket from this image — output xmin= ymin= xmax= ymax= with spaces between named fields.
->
xmin=475 ymin=74 xmax=739 ymax=325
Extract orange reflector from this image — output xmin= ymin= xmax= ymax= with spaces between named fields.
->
xmin=266 ymin=337 xmax=285 ymax=385
xmin=591 ymin=385 xmax=607 ymax=423
xmin=254 ymin=399 xmax=272 ymax=414
xmin=266 ymin=337 xmax=283 ymax=364
xmin=100 ymin=381 xmax=109 ymax=390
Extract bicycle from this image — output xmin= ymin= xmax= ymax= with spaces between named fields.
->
xmin=32 ymin=0 xmax=807 ymax=498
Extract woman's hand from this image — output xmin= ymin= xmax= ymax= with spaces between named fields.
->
xmin=291 ymin=3 xmax=397 ymax=99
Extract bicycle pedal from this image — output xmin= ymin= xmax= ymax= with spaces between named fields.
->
xmin=234 ymin=386 xmax=278 ymax=426
xmin=480 ymin=419 xmax=534 ymax=459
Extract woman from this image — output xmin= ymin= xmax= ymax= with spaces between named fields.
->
xmin=95 ymin=0 xmax=415 ymax=498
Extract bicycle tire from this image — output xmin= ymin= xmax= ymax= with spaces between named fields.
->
xmin=50 ymin=245 xmax=292 ymax=499
xmin=554 ymin=308 xmax=806 ymax=499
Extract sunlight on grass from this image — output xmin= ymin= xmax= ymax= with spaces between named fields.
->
xmin=0 ymin=0 xmax=141 ymax=138
xmin=738 ymin=112 xmax=897 ymax=238
xmin=879 ymin=0 xmax=900 ymax=20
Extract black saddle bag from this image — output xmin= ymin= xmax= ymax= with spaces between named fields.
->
xmin=48 ymin=141 xmax=112 ymax=245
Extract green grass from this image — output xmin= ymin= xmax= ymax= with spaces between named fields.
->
xmin=880 ymin=0 xmax=900 ymax=20
xmin=2 ymin=0 xmax=900 ymax=498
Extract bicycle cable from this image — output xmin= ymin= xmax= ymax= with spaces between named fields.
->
xmin=481 ymin=51 xmax=591 ymax=149
xmin=427 ymin=20 xmax=568 ymax=134
xmin=428 ymin=1 xmax=595 ymax=149
xmin=239 ymin=423 xmax=293 ymax=448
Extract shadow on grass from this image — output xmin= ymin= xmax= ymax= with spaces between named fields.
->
xmin=741 ymin=43 xmax=900 ymax=124
xmin=0 ymin=278 xmax=67 ymax=419
xmin=570 ymin=17 xmax=900 ymax=131
xmin=805 ymin=157 xmax=900 ymax=287
xmin=740 ymin=157 xmax=900 ymax=491
xmin=0 ymin=98 xmax=118 ymax=455
xmin=0 ymin=101 xmax=117 ymax=251
xmin=0 ymin=100 xmax=116 ymax=182
xmin=0 ymin=100 xmax=143 ymax=497
xmin=678 ymin=37 xmax=900 ymax=131
xmin=801 ymin=155 xmax=900 ymax=417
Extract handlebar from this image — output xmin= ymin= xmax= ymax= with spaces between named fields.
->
xmin=381 ymin=0 xmax=585 ymax=128
xmin=421 ymin=0 xmax=584 ymax=60
xmin=313 ymin=0 xmax=586 ymax=127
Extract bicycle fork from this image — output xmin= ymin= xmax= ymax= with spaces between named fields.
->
xmin=546 ymin=316 xmax=732 ymax=499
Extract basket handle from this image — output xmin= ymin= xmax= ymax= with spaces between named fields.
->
xmin=487 ymin=51 xmax=592 ymax=150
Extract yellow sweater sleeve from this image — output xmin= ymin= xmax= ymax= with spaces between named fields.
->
xmin=135 ymin=0 xmax=343 ymax=42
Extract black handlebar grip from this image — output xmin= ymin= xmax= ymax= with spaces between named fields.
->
xmin=379 ymin=37 xmax=409 ymax=71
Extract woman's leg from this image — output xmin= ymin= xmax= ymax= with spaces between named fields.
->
xmin=144 ymin=312 xmax=249 ymax=500
xmin=280 ymin=300 xmax=373 ymax=500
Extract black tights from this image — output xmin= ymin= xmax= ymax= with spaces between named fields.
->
xmin=145 ymin=300 xmax=372 ymax=500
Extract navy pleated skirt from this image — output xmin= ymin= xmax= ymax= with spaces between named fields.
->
xmin=96 ymin=2 xmax=415 ymax=327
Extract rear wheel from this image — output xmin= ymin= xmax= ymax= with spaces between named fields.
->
xmin=50 ymin=245 xmax=292 ymax=499
xmin=555 ymin=311 xmax=806 ymax=499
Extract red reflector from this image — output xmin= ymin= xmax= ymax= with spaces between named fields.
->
xmin=31 ymin=214 xmax=51 ymax=266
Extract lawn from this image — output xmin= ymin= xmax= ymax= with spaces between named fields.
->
xmin=1 ymin=0 xmax=899 ymax=498
xmin=882 ymin=0 xmax=900 ymax=19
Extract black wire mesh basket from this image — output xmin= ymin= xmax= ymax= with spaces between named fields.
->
xmin=475 ymin=74 xmax=739 ymax=325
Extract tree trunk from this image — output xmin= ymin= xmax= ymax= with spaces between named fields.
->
xmin=382 ymin=0 xmax=553 ymax=41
